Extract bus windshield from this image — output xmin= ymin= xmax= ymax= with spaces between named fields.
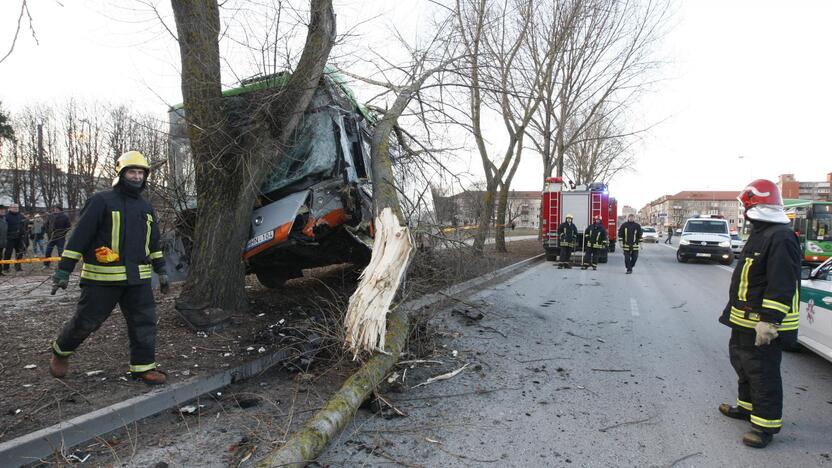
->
xmin=810 ymin=204 xmax=832 ymax=240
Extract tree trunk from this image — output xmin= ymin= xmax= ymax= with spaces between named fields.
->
xmin=171 ymin=0 xmax=336 ymax=329
xmin=495 ymin=137 xmax=524 ymax=252
xmin=472 ymin=182 xmax=496 ymax=252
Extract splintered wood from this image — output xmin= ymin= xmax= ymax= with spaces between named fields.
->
xmin=345 ymin=208 xmax=414 ymax=356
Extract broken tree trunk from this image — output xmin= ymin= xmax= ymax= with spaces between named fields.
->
xmin=254 ymin=308 xmax=409 ymax=468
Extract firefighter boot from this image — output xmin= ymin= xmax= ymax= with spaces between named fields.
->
xmin=742 ymin=430 xmax=773 ymax=448
xmin=557 ymin=263 xmax=564 ymax=269
xmin=133 ymin=369 xmax=168 ymax=386
xmin=50 ymin=354 xmax=70 ymax=378
xmin=718 ymin=403 xmax=751 ymax=421
xmin=581 ymin=264 xmax=588 ymax=270
xmin=592 ymin=265 xmax=597 ymax=270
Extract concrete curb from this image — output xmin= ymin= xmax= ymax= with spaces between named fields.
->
xmin=0 ymin=252 xmax=544 ymax=468
xmin=0 ymin=350 xmax=290 ymax=467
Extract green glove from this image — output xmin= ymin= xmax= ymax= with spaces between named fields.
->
xmin=158 ymin=274 xmax=170 ymax=294
xmin=51 ymin=269 xmax=70 ymax=295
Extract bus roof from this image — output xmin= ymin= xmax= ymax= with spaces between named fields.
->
xmin=784 ymin=198 xmax=832 ymax=208
xmin=169 ymin=66 xmax=374 ymax=122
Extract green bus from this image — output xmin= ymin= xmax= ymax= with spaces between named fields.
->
xmin=785 ymin=199 xmax=832 ymax=264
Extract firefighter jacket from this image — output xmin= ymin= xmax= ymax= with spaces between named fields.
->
xmin=618 ymin=221 xmax=643 ymax=251
xmin=57 ymin=185 xmax=166 ymax=285
xmin=719 ymin=221 xmax=801 ymax=340
xmin=584 ymin=223 xmax=608 ymax=249
xmin=558 ymin=222 xmax=579 ymax=248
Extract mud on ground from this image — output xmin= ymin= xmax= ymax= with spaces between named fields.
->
xmin=0 ymin=239 xmax=540 ymax=465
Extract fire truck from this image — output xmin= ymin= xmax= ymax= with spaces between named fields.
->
xmin=541 ymin=177 xmax=618 ymax=263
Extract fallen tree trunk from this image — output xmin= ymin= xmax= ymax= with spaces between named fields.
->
xmin=254 ymin=307 xmax=409 ymax=468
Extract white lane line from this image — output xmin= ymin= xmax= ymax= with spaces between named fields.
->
xmin=630 ymin=297 xmax=640 ymax=316
xmin=662 ymin=242 xmax=735 ymax=273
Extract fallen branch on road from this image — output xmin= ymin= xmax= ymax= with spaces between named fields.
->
xmin=591 ymin=368 xmax=631 ymax=373
xmin=413 ymin=364 xmax=469 ymax=388
xmin=598 ymin=415 xmax=655 ymax=433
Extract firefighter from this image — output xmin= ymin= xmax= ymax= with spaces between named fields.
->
xmin=618 ymin=214 xmax=642 ymax=274
xmin=582 ymin=217 xmax=607 ymax=270
xmin=49 ymin=151 xmax=170 ymax=385
xmin=718 ymin=179 xmax=800 ymax=448
xmin=556 ymin=214 xmax=578 ymax=269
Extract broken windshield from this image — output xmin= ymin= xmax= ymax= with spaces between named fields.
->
xmin=260 ymin=88 xmax=339 ymax=196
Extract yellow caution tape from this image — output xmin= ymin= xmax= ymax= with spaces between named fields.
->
xmin=0 ymin=257 xmax=62 ymax=265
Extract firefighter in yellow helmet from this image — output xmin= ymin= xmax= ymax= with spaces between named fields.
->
xmin=49 ymin=151 xmax=170 ymax=385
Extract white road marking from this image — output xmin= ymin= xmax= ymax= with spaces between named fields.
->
xmin=662 ymin=243 xmax=735 ymax=273
xmin=630 ymin=297 xmax=640 ymax=316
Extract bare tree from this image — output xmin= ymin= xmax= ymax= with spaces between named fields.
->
xmin=170 ymin=0 xmax=336 ymax=327
xmin=564 ymin=103 xmax=634 ymax=185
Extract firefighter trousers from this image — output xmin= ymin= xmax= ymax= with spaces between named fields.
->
xmin=729 ymin=330 xmax=783 ymax=434
xmin=623 ymin=249 xmax=639 ymax=270
xmin=559 ymin=246 xmax=573 ymax=265
xmin=584 ymin=247 xmax=602 ymax=267
xmin=53 ymin=283 xmax=157 ymax=370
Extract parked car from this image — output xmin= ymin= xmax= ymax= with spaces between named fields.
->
xmin=730 ymin=233 xmax=745 ymax=257
xmin=642 ymin=227 xmax=659 ymax=243
xmin=676 ymin=215 xmax=733 ymax=265
xmin=799 ymin=257 xmax=832 ymax=362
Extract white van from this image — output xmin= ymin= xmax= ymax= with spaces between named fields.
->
xmin=676 ymin=216 xmax=733 ymax=265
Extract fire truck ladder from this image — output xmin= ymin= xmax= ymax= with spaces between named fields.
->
xmin=548 ymin=193 xmax=559 ymax=238
xmin=591 ymin=192 xmax=603 ymax=222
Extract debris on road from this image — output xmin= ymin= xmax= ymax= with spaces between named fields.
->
xmin=85 ymin=370 xmax=104 ymax=377
xmin=23 ymin=364 xmax=37 ymax=370
xmin=413 ymin=363 xmax=469 ymax=388
xmin=591 ymin=368 xmax=632 ymax=372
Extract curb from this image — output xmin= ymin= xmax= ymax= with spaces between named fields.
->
xmin=0 ymin=253 xmax=545 ymax=467
xmin=0 ymin=350 xmax=290 ymax=467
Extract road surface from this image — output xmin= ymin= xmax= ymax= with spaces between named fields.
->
xmin=321 ymin=240 xmax=832 ymax=467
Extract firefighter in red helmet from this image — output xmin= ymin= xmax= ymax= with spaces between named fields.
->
xmin=718 ymin=179 xmax=801 ymax=448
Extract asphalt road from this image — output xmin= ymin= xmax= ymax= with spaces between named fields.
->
xmin=322 ymin=240 xmax=832 ymax=467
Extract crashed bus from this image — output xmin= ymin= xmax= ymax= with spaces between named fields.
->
xmin=168 ymin=71 xmax=386 ymax=287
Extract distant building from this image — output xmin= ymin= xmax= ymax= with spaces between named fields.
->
xmin=777 ymin=173 xmax=831 ymax=201
xmin=433 ymin=189 xmax=542 ymax=229
xmin=640 ymin=191 xmax=744 ymax=230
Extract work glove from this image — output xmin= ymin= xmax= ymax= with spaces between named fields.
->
xmin=51 ymin=269 xmax=70 ymax=295
xmin=754 ymin=321 xmax=779 ymax=346
xmin=158 ymin=274 xmax=170 ymax=295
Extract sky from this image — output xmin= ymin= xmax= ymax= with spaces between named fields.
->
xmin=1 ymin=0 xmax=830 ymax=210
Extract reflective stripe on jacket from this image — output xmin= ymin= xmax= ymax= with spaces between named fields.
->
xmin=618 ymin=221 xmax=643 ymax=251
xmin=719 ymin=222 xmax=801 ymax=339
xmin=584 ymin=223 xmax=608 ymax=249
xmin=558 ymin=222 xmax=579 ymax=248
xmin=57 ymin=185 xmax=166 ymax=285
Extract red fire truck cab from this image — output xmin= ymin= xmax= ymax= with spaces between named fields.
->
xmin=541 ymin=177 xmax=618 ymax=263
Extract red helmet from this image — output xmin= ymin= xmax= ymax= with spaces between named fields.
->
xmin=738 ymin=179 xmax=782 ymax=211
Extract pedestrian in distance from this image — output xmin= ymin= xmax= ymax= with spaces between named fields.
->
xmin=1 ymin=203 xmax=27 ymax=273
xmin=43 ymin=205 xmax=72 ymax=269
xmin=618 ymin=214 xmax=642 ymax=274
xmin=556 ymin=214 xmax=578 ymax=269
xmin=49 ymin=151 xmax=171 ymax=385
xmin=718 ymin=179 xmax=801 ymax=448
xmin=664 ymin=225 xmax=673 ymax=244
xmin=32 ymin=213 xmax=46 ymax=257
xmin=582 ymin=216 xmax=608 ymax=270
xmin=0 ymin=204 xmax=7 ymax=276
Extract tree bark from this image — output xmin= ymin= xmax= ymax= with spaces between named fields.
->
xmin=171 ymin=0 xmax=336 ymax=328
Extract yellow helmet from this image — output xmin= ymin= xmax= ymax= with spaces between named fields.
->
xmin=112 ymin=151 xmax=150 ymax=187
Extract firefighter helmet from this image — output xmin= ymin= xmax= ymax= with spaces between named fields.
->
xmin=565 ymin=213 xmax=574 ymax=219
xmin=738 ymin=179 xmax=782 ymax=211
xmin=112 ymin=151 xmax=150 ymax=187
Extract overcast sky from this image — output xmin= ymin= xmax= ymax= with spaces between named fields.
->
xmin=1 ymin=0 xmax=829 ymax=210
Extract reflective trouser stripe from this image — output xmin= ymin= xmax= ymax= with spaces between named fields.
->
xmin=111 ymin=211 xmax=121 ymax=254
xmin=130 ymin=362 xmax=156 ymax=373
xmin=149 ymin=250 xmax=164 ymax=260
xmin=750 ymin=415 xmax=782 ymax=429
xmin=62 ymin=249 xmax=82 ymax=260
xmin=52 ymin=340 xmax=74 ymax=357
xmin=737 ymin=399 xmax=753 ymax=411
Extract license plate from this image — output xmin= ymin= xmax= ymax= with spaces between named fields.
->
xmin=696 ymin=253 xmax=710 ymax=257
xmin=246 ymin=230 xmax=275 ymax=250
